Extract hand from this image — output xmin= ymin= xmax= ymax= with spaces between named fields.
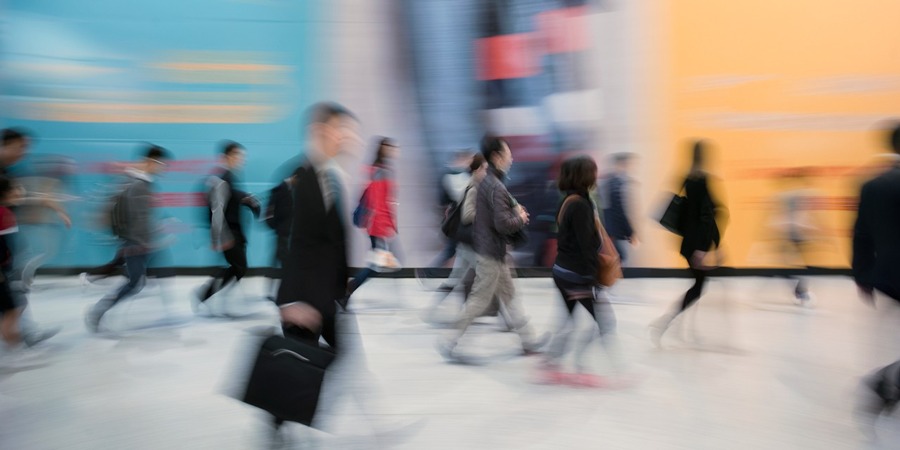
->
xmin=517 ymin=205 xmax=530 ymax=224
xmin=280 ymin=303 xmax=322 ymax=331
xmin=58 ymin=212 xmax=72 ymax=228
xmin=213 ymin=240 xmax=234 ymax=252
xmin=858 ymin=285 xmax=875 ymax=307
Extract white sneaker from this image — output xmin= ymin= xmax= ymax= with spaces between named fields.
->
xmin=23 ymin=326 xmax=62 ymax=347
xmin=369 ymin=249 xmax=402 ymax=273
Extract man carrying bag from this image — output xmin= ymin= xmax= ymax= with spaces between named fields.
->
xmin=241 ymin=103 xmax=358 ymax=436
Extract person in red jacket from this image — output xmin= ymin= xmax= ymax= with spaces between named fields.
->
xmin=341 ymin=138 xmax=399 ymax=309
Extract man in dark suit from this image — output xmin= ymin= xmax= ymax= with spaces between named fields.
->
xmin=853 ymin=123 xmax=900 ymax=428
xmin=277 ymin=102 xmax=358 ymax=352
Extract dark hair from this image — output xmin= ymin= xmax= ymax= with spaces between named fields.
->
xmin=307 ymin=102 xmax=355 ymax=126
xmin=690 ymin=140 xmax=706 ymax=172
xmin=469 ymin=153 xmax=486 ymax=174
xmin=220 ymin=140 xmax=244 ymax=156
xmin=480 ymin=135 xmax=507 ymax=167
xmin=145 ymin=144 xmax=170 ymax=161
xmin=889 ymin=123 xmax=900 ymax=154
xmin=613 ymin=152 xmax=634 ymax=164
xmin=1 ymin=128 xmax=30 ymax=146
xmin=0 ymin=176 xmax=12 ymax=199
xmin=372 ymin=137 xmax=396 ymax=165
xmin=557 ymin=155 xmax=598 ymax=193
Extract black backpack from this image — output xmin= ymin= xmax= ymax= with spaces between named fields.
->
xmin=440 ymin=186 xmax=473 ymax=244
xmin=265 ymin=180 xmax=292 ymax=232
xmin=108 ymin=182 xmax=134 ymax=237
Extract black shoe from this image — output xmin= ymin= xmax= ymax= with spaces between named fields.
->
xmin=336 ymin=295 xmax=349 ymax=312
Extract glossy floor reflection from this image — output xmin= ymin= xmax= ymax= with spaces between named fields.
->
xmin=1 ymin=275 xmax=897 ymax=449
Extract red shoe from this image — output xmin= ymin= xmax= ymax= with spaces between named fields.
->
xmin=535 ymin=366 xmax=566 ymax=385
xmin=566 ymin=373 xmax=606 ymax=388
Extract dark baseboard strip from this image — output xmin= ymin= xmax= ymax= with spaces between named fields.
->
xmin=36 ymin=267 xmax=852 ymax=278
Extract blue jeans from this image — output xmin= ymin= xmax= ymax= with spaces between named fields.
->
xmin=109 ymin=251 xmax=148 ymax=305
xmin=349 ymin=236 xmax=387 ymax=294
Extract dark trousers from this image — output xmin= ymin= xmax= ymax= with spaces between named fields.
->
xmin=679 ymin=264 xmax=709 ymax=313
xmin=90 ymin=249 xmax=148 ymax=322
xmin=203 ymin=238 xmax=247 ymax=301
xmin=267 ymin=235 xmax=290 ymax=300
xmin=109 ymin=253 xmax=148 ymax=305
xmin=348 ymin=236 xmax=386 ymax=295
xmin=87 ymin=251 xmax=125 ymax=279
xmin=269 ymin=235 xmax=290 ymax=279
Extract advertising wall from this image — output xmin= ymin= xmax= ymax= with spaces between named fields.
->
xmin=1 ymin=0 xmax=324 ymax=267
xmin=651 ymin=0 xmax=900 ymax=268
xmin=2 ymin=0 xmax=896 ymax=270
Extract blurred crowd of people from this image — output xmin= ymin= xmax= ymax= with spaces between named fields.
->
xmin=1 ymin=105 xmax=900 ymax=445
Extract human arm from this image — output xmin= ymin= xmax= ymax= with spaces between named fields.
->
xmin=207 ymin=177 xmax=234 ymax=250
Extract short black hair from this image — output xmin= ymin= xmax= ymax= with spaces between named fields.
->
xmin=221 ymin=140 xmax=244 ymax=156
xmin=480 ymin=135 xmax=507 ymax=167
xmin=558 ymin=155 xmax=598 ymax=193
xmin=1 ymin=128 xmax=31 ymax=146
xmin=145 ymin=144 xmax=171 ymax=161
xmin=889 ymin=123 xmax=900 ymax=154
xmin=306 ymin=102 xmax=355 ymax=126
xmin=0 ymin=176 xmax=12 ymax=199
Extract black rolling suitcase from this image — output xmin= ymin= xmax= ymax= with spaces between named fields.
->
xmin=242 ymin=335 xmax=336 ymax=425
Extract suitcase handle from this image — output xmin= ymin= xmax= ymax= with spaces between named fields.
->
xmin=271 ymin=349 xmax=311 ymax=362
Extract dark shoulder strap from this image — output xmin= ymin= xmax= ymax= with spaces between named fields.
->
xmin=556 ymin=194 xmax=582 ymax=225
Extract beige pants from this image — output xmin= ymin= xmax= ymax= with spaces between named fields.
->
xmin=450 ymin=254 xmax=535 ymax=347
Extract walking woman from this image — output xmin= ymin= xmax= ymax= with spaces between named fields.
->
xmin=343 ymin=137 xmax=399 ymax=308
xmin=541 ymin=155 xmax=621 ymax=386
xmin=651 ymin=140 xmax=728 ymax=346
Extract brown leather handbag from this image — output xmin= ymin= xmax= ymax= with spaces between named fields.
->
xmin=558 ymin=195 xmax=623 ymax=287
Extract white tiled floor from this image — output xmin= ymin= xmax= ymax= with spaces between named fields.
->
xmin=1 ymin=275 xmax=898 ymax=449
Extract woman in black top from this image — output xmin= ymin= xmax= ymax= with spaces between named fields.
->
xmin=542 ymin=156 xmax=619 ymax=386
xmin=651 ymin=141 xmax=728 ymax=347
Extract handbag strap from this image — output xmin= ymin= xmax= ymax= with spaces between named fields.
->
xmin=558 ymin=194 xmax=612 ymax=251
xmin=556 ymin=194 xmax=582 ymax=225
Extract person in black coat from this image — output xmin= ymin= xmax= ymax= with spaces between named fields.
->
xmin=277 ymin=102 xmax=357 ymax=352
xmin=651 ymin=141 xmax=728 ymax=347
xmin=541 ymin=155 xmax=621 ymax=386
xmin=853 ymin=123 xmax=900 ymax=426
xmin=263 ymin=174 xmax=295 ymax=300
